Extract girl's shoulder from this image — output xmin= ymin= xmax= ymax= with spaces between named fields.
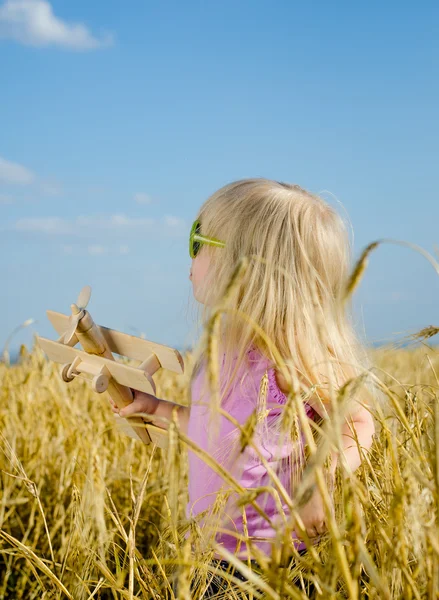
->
xmin=269 ymin=367 xmax=289 ymax=403
xmin=272 ymin=367 xmax=289 ymax=395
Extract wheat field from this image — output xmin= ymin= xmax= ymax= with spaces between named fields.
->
xmin=0 ymin=338 xmax=438 ymax=599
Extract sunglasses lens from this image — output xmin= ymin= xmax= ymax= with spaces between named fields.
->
xmin=190 ymin=220 xmax=202 ymax=258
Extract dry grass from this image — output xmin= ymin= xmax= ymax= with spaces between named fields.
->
xmin=0 ymin=338 xmax=438 ymax=599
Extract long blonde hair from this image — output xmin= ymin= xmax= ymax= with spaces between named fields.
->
xmin=186 ymin=177 xmax=378 ymax=555
xmin=189 ymin=178 xmax=375 ymax=413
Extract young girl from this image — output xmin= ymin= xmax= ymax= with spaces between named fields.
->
xmin=112 ymin=178 xmax=376 ymax=596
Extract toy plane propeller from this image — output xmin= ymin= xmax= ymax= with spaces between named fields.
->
xmin=36 ymin=285 xmax=185 ymax=449
xmin=62 ymin=284 xmax=92 ymax=344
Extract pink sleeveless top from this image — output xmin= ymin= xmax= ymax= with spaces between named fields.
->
xmin=186 ymin=345 xmax=319 ymax=559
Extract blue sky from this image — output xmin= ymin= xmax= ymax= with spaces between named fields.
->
xmin=1 ymin=0 xmax=438 ymax=359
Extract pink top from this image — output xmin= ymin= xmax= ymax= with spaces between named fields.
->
xmin=186 ymin=345 xmax=320 ymax=559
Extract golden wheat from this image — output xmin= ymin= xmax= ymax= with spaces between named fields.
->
xmin=0 ymin=336 xmax=438 ymax=598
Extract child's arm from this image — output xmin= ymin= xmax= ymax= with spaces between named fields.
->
xmin=109 ymin=391 xmax=189 ymax=435
xmin=274 ymin=369 xmax=376 ymax=539
xmin=274 ymin=369 xmax=376 ymax=473
xmin=327 ymin=405 xmax=376 ymax=475
xmin=296 ymin=404 xmax=375 ymax=539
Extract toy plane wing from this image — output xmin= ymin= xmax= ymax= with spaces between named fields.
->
xmin=38 ymin=337 xmax=159 ymax=395
xmin=46 ymin=310 xmax=184 ymax=374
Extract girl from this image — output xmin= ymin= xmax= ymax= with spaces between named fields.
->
xmin=112 ymin=178 xmax=376 ymax=597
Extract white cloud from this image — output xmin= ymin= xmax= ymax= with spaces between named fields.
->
xmin=15 ymin=216 xmax=68 ymax=234
xmin=134 ymin=192 xmax=152 ymax=205
xmin=61 ymin=243 xmax=130 ymax=256
xmin=87 ymin=244 xmax=107 ymax=255
xmin=108 ymin=214 xmax=131 ymax=226
xmin=0 ymin=155 xmax=35 ymax=185
xmin=0 ymin=155 xmax=63 ymax=197
xmin=78 ymin=214 xmax=156 ymax=233
xmin=0 ymin=0 xmax=113 ymax=50
xmin=9 ymin=213 xmax=187 ymax=236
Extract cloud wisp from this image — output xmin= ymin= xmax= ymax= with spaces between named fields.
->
xmin=62 ymin=244 xmax=131 ymax=257
xmin=8 ymin=213 xmax=187 ymax=237
xmin=134 ymin=192 xmax=152 ymax=205
xmin=0 ymin=155 xmax=64 ymax=200
xmin=0 ymin=0 xmax=113 ymax=50
xmin=0 ymin=155 xmax=35 ymax=185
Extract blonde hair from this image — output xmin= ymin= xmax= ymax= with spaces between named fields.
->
xmin=189 ymin=178 xmax=375 ymax=412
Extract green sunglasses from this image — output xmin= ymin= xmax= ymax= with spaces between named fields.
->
xmin=189 ymin=219 xmax=225 ymax=258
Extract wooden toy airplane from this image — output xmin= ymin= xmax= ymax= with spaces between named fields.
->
xmin=36 ymin=285 xmax=184 ymax=449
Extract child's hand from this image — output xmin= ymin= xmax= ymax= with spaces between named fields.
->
xmin=294 ymin=478 xmax=334 ymax=540
xmin=109 ymin=389 xmax=160 ymax=418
